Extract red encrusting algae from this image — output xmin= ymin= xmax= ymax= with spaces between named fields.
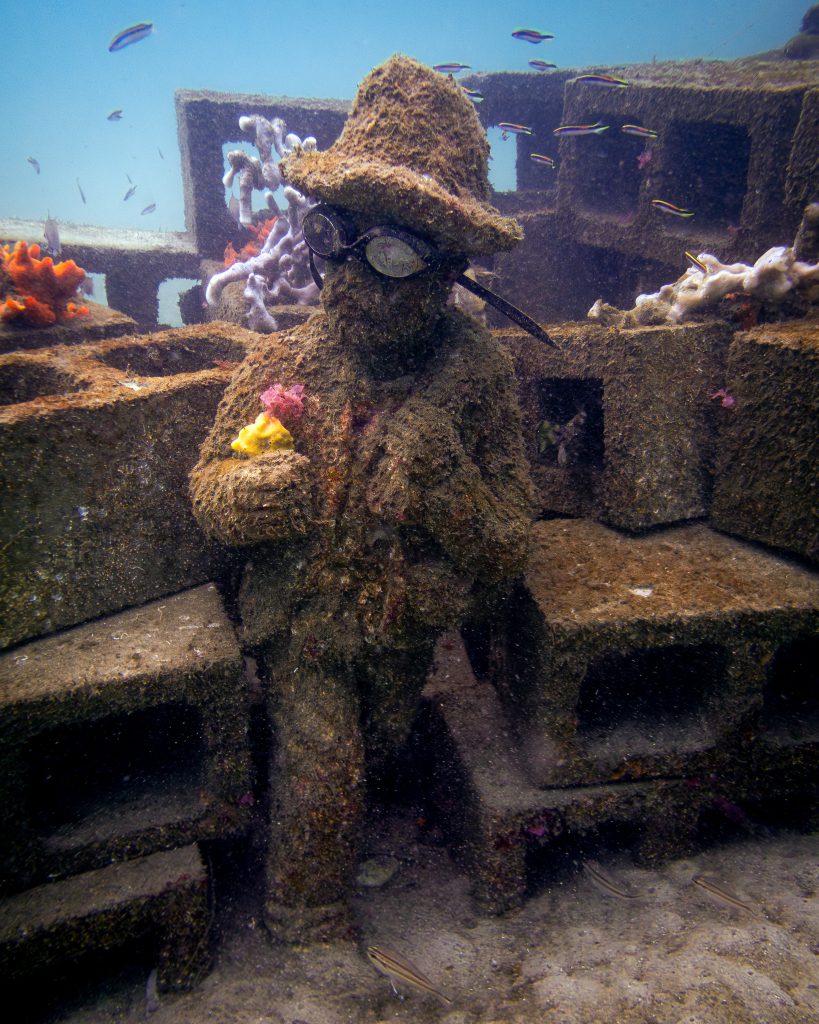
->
xmin=223 ymin=217 xmax=278 ymax=268
xmin=0 ymin=240 xmax=89 ymax=327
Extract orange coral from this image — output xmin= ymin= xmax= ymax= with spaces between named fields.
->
xmin=0 ymin=240 xmax=89 ymax=327
xmin=223 ymin=216 xmax=277 ymax=267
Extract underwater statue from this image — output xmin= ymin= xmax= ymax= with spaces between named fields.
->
xmin=189 ymin=54 xmax=540 ymax=942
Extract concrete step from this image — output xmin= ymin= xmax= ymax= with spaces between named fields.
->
xmin=501 ymin=520 xmax=819 ymax=787
xmin=417 ymin=521 xmax=818 ymax=913
xmin=0 ymin=844 xmax=210 ymax=992
xmin=0 ymin=584 xmax=252 ymax=895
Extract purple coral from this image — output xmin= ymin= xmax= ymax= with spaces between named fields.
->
xmin=710 ymin=388 xmax=736 ymax=408
xmin=260 ymin=383 xmax=305 ymax=424
xmin=206 ymin=115 xmax=320 ymax=331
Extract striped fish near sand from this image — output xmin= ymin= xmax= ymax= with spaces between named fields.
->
xmin=583 ymin=859 xmax=641 ymax=900
xmin=366 ymin=944 xmax=453 ymax=1004
xmin=692 ymin=874 xmax=760 ymax=916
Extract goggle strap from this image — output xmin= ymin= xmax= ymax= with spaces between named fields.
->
xmin=456 ymin=273 xmax=555 ymax=347
xmin=309 ymin=250 xmax=324 ymax=291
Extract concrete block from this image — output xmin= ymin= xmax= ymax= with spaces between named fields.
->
xmin=503 ymin=520 xmax=819 ymax=787
xmin=0 ymin=300 xmax=137 ymax=354
xmin=711 ymin=322 xmax=819 ymax=562
xmin=500 ymin=320 xmax=733 ymax=529
xmin=0 ymin=585 xmax=251 ymax=894
xmin=0 ymin=323 xmax=259 ymax=648
xmin=417 ymin=632 xmax=707 ymax=913
xmin=0 ymin=845 xmax=210 ymax=993
xmin=175 ymin=89 xmax=348 ymax=260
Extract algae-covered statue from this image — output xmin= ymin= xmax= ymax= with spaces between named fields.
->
xmin=189 ymin=54 xmax=544 ymax=941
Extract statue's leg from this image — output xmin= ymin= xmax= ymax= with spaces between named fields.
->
xmin=357 ymin=645 xmax=434 ymax=790
xmin=262 ymin=633 xmax=365 ymax=943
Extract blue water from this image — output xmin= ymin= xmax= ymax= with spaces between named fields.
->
xmin=0 ymin=0 xmax=804 ymax=234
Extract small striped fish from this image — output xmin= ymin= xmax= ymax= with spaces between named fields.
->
xmin=553 ymin=122 xmax=610 ymax=137
xmin=498 ymin=122 xmax=534 ymax=136
xmin=650 ymin=198 xmax=695 ymax=218
xmin=692 ymin=874 xmax=759 ymax=916
xmin=685 ymin=250 xmax=708 ymax=273
xmin=108 ymin=22 xmax=154 ymax=53
xmin=512 ymin=29 xmax=554 ymax=44
xmin=575 ymin=74 xmax=628 ymax=88
xmin=583 ymin=859 xmax=641 ymax=900
xmin=366 ymin=944 xmax=453 ymax=1004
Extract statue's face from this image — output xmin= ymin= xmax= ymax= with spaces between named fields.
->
xmin=312 ymin=207 xmax=465 ymax=364
xmin=321 ymin=257 xmax=461 ymax=360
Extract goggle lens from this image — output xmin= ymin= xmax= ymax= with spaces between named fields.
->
xmin=302 ymin=209 xmax=343 ymax=258
xmin=364 ymin=235 xmax=429 ymax=278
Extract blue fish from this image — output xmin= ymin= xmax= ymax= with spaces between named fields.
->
xmin=461 ymin=86 xmax=483 ymax=102
xmin=27 ymin=156 xmax=40 ymax=174
xmin=432 ymin=62 xmax=471 ymax=74
xmin=141 ymin=203 xmax=156 ymax=215
xmin=530 ymin=153 xmax=555 ymax=168
xmin=621 ymin=124 xmax=658 ymax=139
xmin=575 ymin=73 xmax=628 ymax=88
xmin=107 ymin=109 xmax=123 ymax=121
xmin=529 ymin=60 xmax=557 ymax=71
xmin=123 ymin=185 xmax=137 ymax=201
xmin=498 ymin=122 xmax=533 ymax=138
xmin=553 ymin=122 xmax=610 ymax=137
xmin=108 ymin=22 xmax=153 ymax=52
xmin=512 ymin=29 xmax=554 ymax=43
xmin=651 ymin=198 xmax=694 ymax=218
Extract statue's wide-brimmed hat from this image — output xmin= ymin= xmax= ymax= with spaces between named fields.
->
xmin=280 ymin=55 xmax=522 ymax=256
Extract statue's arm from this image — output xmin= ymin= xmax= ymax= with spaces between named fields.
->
xmin=367 ymin=357 xmax=533 ymax=583
xmin=188 ymin=354 xmax=314 ymax=547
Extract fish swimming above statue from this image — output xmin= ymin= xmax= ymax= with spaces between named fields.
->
xmin=123 ymin=185 xmax=137 ymax=202
xmin=107 ymin=109 xmax=124 ymax=121
xmin=512 ymin=28 xmax=554 ymax=43
xmin=27 ymin=156 xmax=40 ymax=174
xmin=432 ymin=62 xmax=470 ymax=74
xmin=108 ymin=22 xmax=154 ymax=52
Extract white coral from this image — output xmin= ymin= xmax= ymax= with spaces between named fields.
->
xmin=589 ymin=246 xmax=819 ymax=326
xmin=207 ymin=116 xmax=320 ymax=331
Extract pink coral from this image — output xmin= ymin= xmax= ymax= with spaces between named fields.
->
xmin=260 ymin=383 xmax=305 ymax=424
xmin=637 ymin=148 xmax=653 ymax=170
xmin=710 ymin=388 xmax=736 ymax=408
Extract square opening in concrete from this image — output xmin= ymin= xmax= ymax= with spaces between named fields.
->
xmin=762 ymin=635 xmax=819 ymax=742
xmin=0 ymin=362 xmax=88 ymax=407
xmin=7 ymin=932 xmax=157 ymax=1020
xmin=574 ymin=120 xmax=643 ymax=220
xmin=27 ymin=703 xmax=206 ymax=850
xmin=575 ymin=644 xmax=725 ymax=754
xmin=97 ymin=336 xmax=247 ymax=377
xmin=535 ymin=377 xmax=603 ymax=469
xmin=660 ymin=121 xmax=750 ymax=234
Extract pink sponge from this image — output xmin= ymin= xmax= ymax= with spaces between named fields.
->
xmin=260 ymin=383 xmax=305 ymax=424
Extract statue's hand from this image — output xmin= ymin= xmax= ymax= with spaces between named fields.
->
xmin=191 ymin=449 xmax=314 ymax=546
xmin=366 ymin=401 xmax=458 ymax=523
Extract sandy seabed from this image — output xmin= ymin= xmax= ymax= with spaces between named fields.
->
xmin=47 ymin=813 xmax=818 ymax=1024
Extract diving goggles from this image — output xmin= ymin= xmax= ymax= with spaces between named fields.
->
xmin=302 ymin=204 xmax=554 ymax=346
